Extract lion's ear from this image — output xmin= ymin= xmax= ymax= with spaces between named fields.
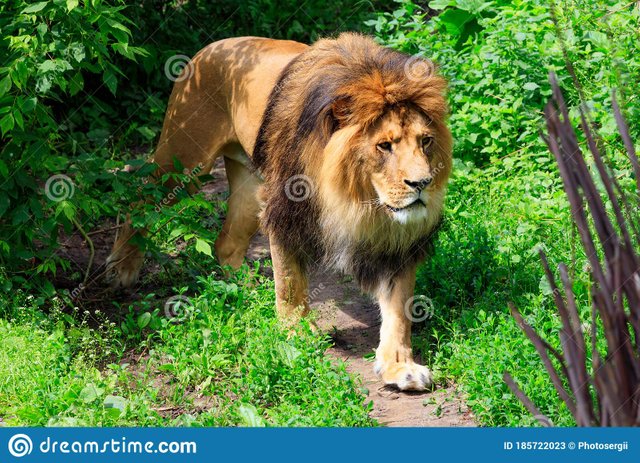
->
xmin=329 ymin=97 xmax=352 ymax=129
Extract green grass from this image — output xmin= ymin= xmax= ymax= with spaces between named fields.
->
xmin=414 ymin=152 xmax=582 ymax=426
xmin=0 ymin=150 xmax=587 ymax=428
xmin=0 ymin=150 xmax=594 ymax=428
xmin=0 ymin=266 xmax=374 ymax=427
xmin=375 ymin=0 xmax=639 ymax=427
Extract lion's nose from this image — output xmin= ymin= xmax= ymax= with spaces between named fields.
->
xmin=404 ymin=177 xmax=432 ymax=191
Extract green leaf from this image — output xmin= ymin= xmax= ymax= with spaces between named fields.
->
xmin=540 ymin=274 xmax=554 ymax=296
xmin=277 ymin=342 xmax=301 ymax=368
xmin=68 ymin=43 xmax=86 ymax=63
xmin=102 ymin=70 xmax=117 ymax=95
xmin=13 ymin=108 xmax=24 ymax=129
xmin=38 ymin=59 xmax=73 ymax=73
xmin=136 ymin=162 xmax=158 ymax=177
xmin=69 ymin=72 xmax=84 ymax=96
xmin=0 ymin=76 xmax=11 ymax=97
xmin=0 ymin=194 xmax=9 ymax=217
xmin=195 ymin=238 xmax=212 ymax=256
xmin=21 ymin=2 xmax=48 ymax=13
xmin=0 ymin=113 xmax=14 ymax=136
xmin=106 ymin=19 xmax=131 ymax=35
xmin=523 ymin=82 xmax=539 ymax=91
xmin=104 ymin=395 xmax=127 ymax=412
xmin=438 ymin=9 xmax=474 ymax=36
xmin=429 ymin=0 xmax=453 ymax=9
xmin=38 ymin=60 xmax=57 ymax=73
xmin=66 ymin=0 xmax=79 ymax=11
xmin=36 ymin=23 xmax=47 ymax=37
xmin=79 ymin=384 xmax=104 ymax=403
xmin=21 ymin=97 xmax=37 ymax=112
xmin=456 ymin=0 xmax=493 ymax=14
xmin=237 ymin=404 xmax=266 ymax=427
xmin=172 ymin=156 xmax=185 ymax=172
xmin=56 ymin=201 xmax=76 ymax=220
xmin=136 ymin=126 xmax=156 ymax=140
xmin=12 ymin=61 xmax=28 ymax=89
xmin=11 ymin=204 xmax=30 ymax=224
xmin=137 ymin=312 xmax=151 ymax=329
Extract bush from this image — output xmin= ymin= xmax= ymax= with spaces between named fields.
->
xmin=370 ymin=0 xmax=640 ymax=425
xmin=0 ymin=0 xmax=147 ymax=289
xmin=370 ymin=0 xmax=640 ymax=166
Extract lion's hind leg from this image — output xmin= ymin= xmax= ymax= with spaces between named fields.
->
xmin=106 ymin=150 xmax=216 ymax=289
xmin=105 ymin=215 xmax=146 ymax=289
xmin=214 ymin=153 xmax=262 ymax=270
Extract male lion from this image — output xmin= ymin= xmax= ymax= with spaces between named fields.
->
xmin=107 ymin=33 xmax=452 ymax=391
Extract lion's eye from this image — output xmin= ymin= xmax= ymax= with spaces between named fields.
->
xmin=377 ymin=141 xmax=392 ymax=152
xmin=422 ymin=136 xmax=434 ymax=151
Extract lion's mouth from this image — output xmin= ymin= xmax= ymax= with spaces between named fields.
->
xmin=385 ymin=198 xmax=425 ymax=213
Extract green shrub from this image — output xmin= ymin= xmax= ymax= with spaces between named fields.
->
xmin=370 ymin=0 xmax=639 ymax=166
xmin=0 ymin=0 xmax=146 ymax=287
xmin=0 ymin=0 xmax=388 ymax=290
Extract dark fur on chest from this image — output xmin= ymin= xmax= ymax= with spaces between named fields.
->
xmin=348 ymin=225 xmax=440 ymax=292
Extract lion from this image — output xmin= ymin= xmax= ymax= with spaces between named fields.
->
xmin=107 ymin=33 xmax=452 ymax=391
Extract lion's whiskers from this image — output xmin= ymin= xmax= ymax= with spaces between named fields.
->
xmin=359 ymin=198 xmax=385 ymax=214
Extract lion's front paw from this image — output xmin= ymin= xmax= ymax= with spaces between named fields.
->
xmin=374 ymin=360 xmax=433 ymax=391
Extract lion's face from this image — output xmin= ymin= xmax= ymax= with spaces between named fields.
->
xmin=359 ymin=106 xmax=451 ymax=224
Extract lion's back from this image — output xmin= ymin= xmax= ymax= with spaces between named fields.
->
xmin=191 ymin=37 xmax=308 ymax=154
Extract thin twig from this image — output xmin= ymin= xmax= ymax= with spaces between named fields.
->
xmin=71 ymin=216 xmax=94 ymax=285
